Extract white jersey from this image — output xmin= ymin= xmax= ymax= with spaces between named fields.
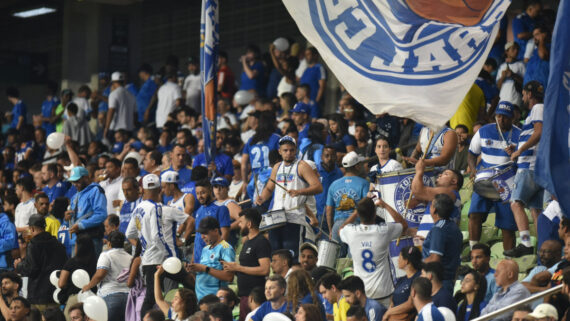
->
xmin=126 ymin=200 xmax=187 ymax=265
xmin=271 ymin=160 xmax=308 ymax=225
xmin=340 ymin=223 xmax=403 ymax=299
xmin=370 ymin=159 xmax=403 ymax=189
xmin=100 ymin=176 xmax=123 ymax=215
xmin=419 ymin=127 xmax=455 ymax=169
xmin=15 ymin=199 xmax=37 ymax=228
xmin=168 ymin=193 xmax=189 ymax=213
xmin=161 ymin=205 xmax=190 ymax=254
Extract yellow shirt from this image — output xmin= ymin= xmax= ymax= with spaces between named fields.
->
xmin=333 ymin=297 xmax=350 ymax=321
xmin=45 ymin=215 xmax=61 ymax=238
xmin=449 ymin=83 xmax=485 ymax=133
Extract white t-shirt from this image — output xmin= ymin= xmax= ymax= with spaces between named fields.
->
xmin=369 ymin=159 xmax=403 ymax=176
xmin=524 ymin=39 xmax=535 ymax=60
xmin=161 ymin=205 xmax=190 ymax=253
xmin=156 ymin=81 xmax=182 ymax=128
xmin=108 ymin=86 xmax=136 ymax=131
xmin=496 ymin=61 xmax=525 ymax=106
xmin=277 ymin=77 xmax=295 ymax=97
xmin=73 ymin=97 xmax=91 ymax=115
xmin=15 ymin=199 xmax=37 ymax=228
xmin=100 ymin=176 xmax=123 ymax=215
xmin=295 ymin=58 xmax=307 ymax=79
xmin=183 ymin=74 xmax=201 ymax=110
xmin=217 ymin=112 xmax=238 ymax=130
xmin=96 ymin=248 xmax=132 ymax=297
xmin=340 ymin=223 xmax=403 ymax=299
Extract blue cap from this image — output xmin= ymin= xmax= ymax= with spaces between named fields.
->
xmin=495 ymin=101 xmax=514 ymax=118
xmin=291 ymin=102 xmax=310 ymax=114
xmin=211 ymin=176 xmax=229 ymax=187
xmin=67 ymin=166 xmax=89 ymax=182
xmin=279 ymin=135 xmax=296 ymax=146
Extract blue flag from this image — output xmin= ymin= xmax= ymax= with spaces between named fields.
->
xmin=535 ymin=0 xmax=570 ymax=216
xmin=200 ymin=0 xmax=219 ymax=163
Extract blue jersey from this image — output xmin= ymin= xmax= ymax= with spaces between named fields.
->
xmin=126 ymin=83 xmax=138 ymax=97
xmin=298 ymin=123 xmax=310 ymax=142
xmin=523 ymin=46 xmax=550 ymax=87
xmin=119 ymin=197 xmax=141 ymax=234
xmin=11 ymin=101 xmax=27 ymax=129
xmin=316 ymin=163 xmax=343 ymax=217
xmin=239 ymin=61 xmax=265 ymax=94
xmin=136 ymin=78 xmax=157 ymax=123
xmin=192 ymin=153 xmax=234 ymax=177
xmin=251 ymin=301 xmax=287 ymax=321
xmin=422 ymin=219 xmax=463 ymax=281
xmin=300 ymin=63 xmax=326 ymax=102
xmin=512 ymin=12 xmax=535 ymax=60
xmin=195 ymin=240 xmax=235 ymax=300
xmin=469 ymin=123 xmax=521 ymax=169
xmin=112 ymin=142 xmax=124 ymax=154
xmin=326 ymin=176 xmax=370 ymax=222
xmin=242 ymin=134 xmax=281 ymax=174
xmin=517 ymin=104 xmax=543 ymax=170
xmin=193 ymin=202 xmax=231 ymax=263
xmin=163 ymin=166 xmax=193 ymax=189
xmin=42 ymin=181 xmax=68 ymax=203
xmin=57 ymin=223 xmax=75 ymax=258
xmin=65 ymin=184 xmax=78 ymax=200
xmin=98 ymin=86 xmax=111 ymax=113
xmin=417 ymin=303 xmax=445 ymax=321
xmin=41 ymin=97 xmax=59 ymax=135
xmin=364 ymin=298 xmax=386 ymax=321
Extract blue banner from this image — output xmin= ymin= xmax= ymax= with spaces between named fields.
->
xmin=535 ymin=0 xmax=570 ymax=216
xmin=282 ymin=0 xmax=510 ymax=129
xmin=200 ymin=0 xmax=219 ymax=163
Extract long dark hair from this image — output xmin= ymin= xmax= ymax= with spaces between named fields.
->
xmin=307 ymin=122 xmax=325 ymax=145
xmin=250 ymin=111 xmax=276 ymax=145
xmin=328 ymin=114 xmax=349 ymax=141
xmin=455 ymin=270 xmax=487 ymax=321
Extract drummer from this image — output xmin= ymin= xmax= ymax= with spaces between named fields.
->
xmin=368 ymin=136 xmax=403 ymax=190
xmin=467 ymin=101 xmax=520 ymax=253
xmin=405 ymin=125 xmax=458 ymax=169
xmin=255 ymin=136 xmax=323 ymax=260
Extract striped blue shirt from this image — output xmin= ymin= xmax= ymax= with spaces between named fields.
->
xmin=469 ymin=123 xmax=521 ymax=169
xmin=417 ymin=303 xmax=446 ymax=321
xmin=517 ymin=104 xmax=543 ymax=170
xmin=417 ymin=190 xmax=461 ymax=238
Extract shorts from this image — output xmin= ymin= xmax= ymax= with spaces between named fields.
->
xmin=511 ymin=169 xmax=544 ymax=209
xmin=469 ymin=191 xmax=517 ymax=231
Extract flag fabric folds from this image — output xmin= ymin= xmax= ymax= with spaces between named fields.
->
xmin=281 ymin=0 xmax=510 ymax=129
xmin=535 ymin=0 xmax=570 ymax=216
xmin=200 ymin=0 xmax=219 ymax=163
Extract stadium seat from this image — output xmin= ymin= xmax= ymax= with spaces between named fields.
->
xmin=336 ymin=258 xmax=352 ymax=275
xmin=490 ymin=242 xmax=505 ymax=259
xmin=480 ymin=226 xmax=501 ymax=245
xmin=513 ymin=255 xmax=537 ymax=274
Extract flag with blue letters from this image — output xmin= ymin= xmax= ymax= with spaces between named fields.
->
xmin=535 ymin=0 xmax=570 ymax=216
xmin=200 ymin=0 xmax=219 ymax=163
xmin=282 ymin=0 xmax=510 ymax=128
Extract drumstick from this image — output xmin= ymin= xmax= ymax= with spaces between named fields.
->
xmin=269 ymin=178 xmax=288 ymax=192
xmin=238 ymin=199 xmax=251 ymax=206
xmin=398 ymin=130 xmax=435 ymax=246
xmin=496 ymin=118 xmax=508 ymax=147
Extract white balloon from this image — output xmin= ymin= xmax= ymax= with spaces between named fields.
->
xmin=162 ymin=257 xmax=182 ymax=274
xmin=53 ymin=288 xmax=61 ymax=304
xmin=50 ymin=270 xmax=60 ymax=288
xmin=78 ymin=290 xmax=95 ymax=303
xmin=71 ymin=269 xmax=90 ymax=288
xmin=83 ymin=295 xmax=108 ymax=321
xmin=263 ymin=312 xmax=292 ymax=321
xmin=234 ymin=90 xmax=254 ymax=106
xmin=124 ymin=151 xmax=142 ymax=165
xmin=273 ymin=37 xmax=290 ymax=52
xmin=46 ymin=132 xmax=65 ymax=150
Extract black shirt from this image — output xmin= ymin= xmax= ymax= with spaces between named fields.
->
xmin=237 ymin=233 xmax=271 ymax=297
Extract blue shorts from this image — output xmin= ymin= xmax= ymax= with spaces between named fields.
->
xmin=469 ymin=191 xmax=517 ymax=231
xmin=511 ymin=169 xmax=544 ymax=209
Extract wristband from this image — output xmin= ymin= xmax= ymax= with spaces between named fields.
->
xmin=205 ymin=267 xmax=211 ymax=274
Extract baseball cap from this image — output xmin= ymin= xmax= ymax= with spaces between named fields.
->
xmin=67 ymin=166 xmax=89 ymax=182
xmin=161 ymin=171 xmax=179 ymax=184
xmin=279 ymin=135 xmax=296 ymax=146
xmin=342 ymin=151 xmax=365 ymax=168
xmin=28 ymin=214 xmax=46 ymax=229
xmin=111 ymin=71 xmax=124 ymax=82
xmin=291 ymin=102 xmax=310 ymax=114
xmin=495 ymin=101 xmax=514 ymax=118
xmin=197 ymin=216 xmax=220 ymax=234
xmin=212 ymin=177 xmax=229 ymax=187
xmin=523 ymin=81 xmax=545 ymax=100
xmin=300 ymin=242 xmax=318 ymax=256
xmin=527 ymin=304 xmax=558 ymax=319
xmin=142 ymin=174 xmax=161 ymax=190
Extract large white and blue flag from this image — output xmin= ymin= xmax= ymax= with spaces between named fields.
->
xmin=200 ymin=0 xmax=219 ymax=163
xmin=282 ymin=0 xmax=510 ymax=128
xmin=535 ymin=0 xmax=570 ymax=216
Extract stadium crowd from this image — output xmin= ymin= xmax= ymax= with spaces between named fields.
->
xmin=0 ymin=1 xmax=568 ymax=321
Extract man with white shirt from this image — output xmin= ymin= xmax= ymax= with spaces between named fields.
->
xmin=216 ymin=99 xmax=238 ymax=131
xmin=496 ymin=42 xmax=525 ymax=107
xmin=99 ymin=158 xmax=123 ymax=215
xmin=74 ymin=85 xmax=92 ymax=116
xmin=270 ymin=249 xmax=293 ymax=281
xmin=14 ymin=177 xmax=37 ymax=233
xmin=103 ymin=71 xmax=136 ymax=139
xmin=505 ymin=81 xmax=545 ymax=257
xmin=156 ymin=73 xmax=182 ymax=129
xmin=183 ymin=57 xmax=200 ymax=112
xmin=125 ymin=174 xmax=193 ymax=318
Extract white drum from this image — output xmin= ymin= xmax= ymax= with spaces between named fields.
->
xmin=317 ymin=239 xmax=341 ymax=269
xmin=259 ymin=209 xmax=287 ymax=231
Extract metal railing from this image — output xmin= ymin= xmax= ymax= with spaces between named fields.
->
xmin=472 ymin=284 xmax=563 ymax=321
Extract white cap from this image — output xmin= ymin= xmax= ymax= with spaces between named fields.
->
xmin=342 ymin=151 xmax=365 ymax=168
xmin=142 ymin=174 xmax=160 ymax=189
xmin=527 ymin=304 xmax=558 ymax=319
xmin=111 ymin=71 xmax=124 ymax=82
xmin=160 ymin=171 xmax=179 ymax=184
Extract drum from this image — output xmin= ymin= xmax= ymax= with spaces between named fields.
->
xmin=376 ymin=168 xmax=436 ymax=229
xmin=317 ymin=239 xmax=341 ymax=269
xmin=259 ymin=209 xmax=287 ymax=231
xmin=473 ymin=164 xmax=516 ymax=202
xmin=389 ymin=237 xmax=415 ymax=280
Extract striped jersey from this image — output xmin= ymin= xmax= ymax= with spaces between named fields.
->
xmin=417 ymin=190 xmax=462 ymax=239
xmin=417 ymin=303 xmax=445 ymax=321
xmin=517 ymin=104 xmax=543 ymax=170
xmin=419 ymin=127 xmax=455 ymax=169
xmin=469 ymin=123 xmax=521 ymax=169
